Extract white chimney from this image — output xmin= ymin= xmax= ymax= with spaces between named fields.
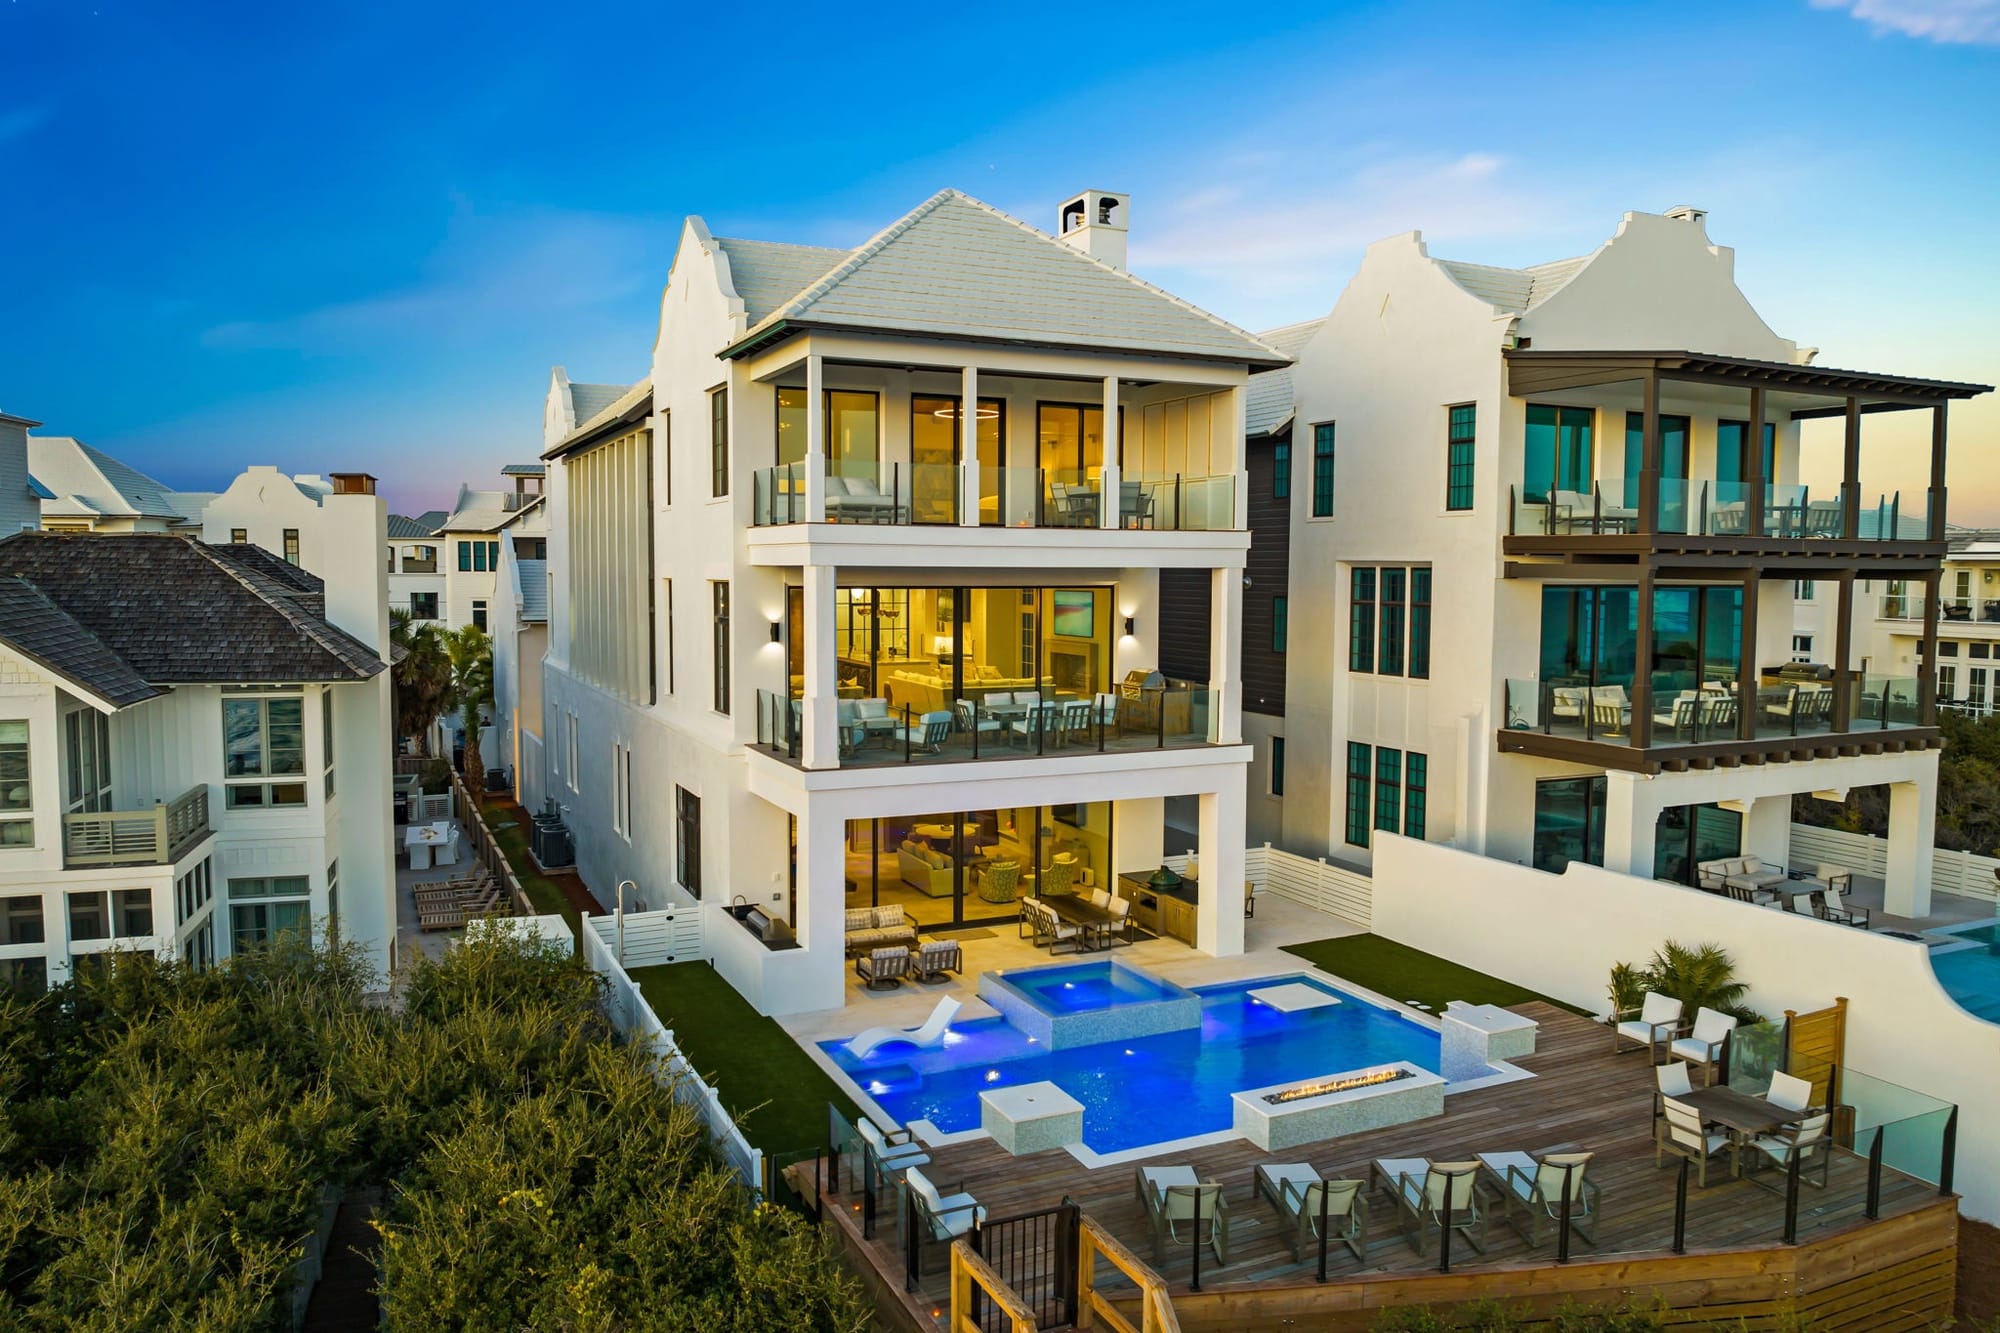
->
xmin=1665 ymin=204 xmax=1707 ymax=224
xmin=1057 ymin=189 xmax=1129 ymax=271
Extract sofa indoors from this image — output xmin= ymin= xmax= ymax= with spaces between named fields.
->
xmin=899 ymin=840 xmax=956 ymax=897
xmin=845 ymin=904 xmax=917 ymax=955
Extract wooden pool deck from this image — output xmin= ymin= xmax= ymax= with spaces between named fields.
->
xmin=806 ymin=1003 xmax=1954 ymax=1330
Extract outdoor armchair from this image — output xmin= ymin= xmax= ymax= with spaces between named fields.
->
xmin=1669 ymin=1006 xmax=1738 ymax=1087
xmin=1613 ymin=991 xmax=1684 ymax=1060
xmin=1477 ymin=1150 xmax=1597 ymax=1247
xmin=1254 ymin=1163 xmax=1366 ymax=1264
xmin=1659 ymin=1097 xmax=1735 ymax=1187
xmin=1136 ymin=1165 xmax=1229 ymax=1266
xmin=1372 ymin=1158 xmax=1486 ymax=1257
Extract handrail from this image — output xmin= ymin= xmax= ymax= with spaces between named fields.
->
xmin=1078 ymin=1213 xmax=1181 ymax=1333
xmin=62 ymin=784 xmax=211 ymax=868
xmin=949 ymin=1242 xmax=1040 ymax=1333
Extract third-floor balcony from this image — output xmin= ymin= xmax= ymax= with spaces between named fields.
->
xmin=1510 ymin=480 xmax=1924 ymax=544
xmin=751 ymin=460 xmax=1236 ymax=532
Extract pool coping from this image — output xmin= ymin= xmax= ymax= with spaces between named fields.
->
xmin=809 ymin=964 xmax=1536 ymax=1165
xmin=1924 ymin=917 xmax=1998 ymax=957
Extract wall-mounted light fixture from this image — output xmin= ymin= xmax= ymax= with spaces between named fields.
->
xmin=1123 ymin=616 xmax=1136 ymax=637
xmin=769 ymin=619 xmax=782 ymax=644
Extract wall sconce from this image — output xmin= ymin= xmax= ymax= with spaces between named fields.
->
xmin=1123 ymin=616 xmax=1136 ymax=637
xmin=769 ymin=620 xmax=782 ymax=644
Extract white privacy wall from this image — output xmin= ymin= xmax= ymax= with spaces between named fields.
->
xmin=1369 ymin=832 xmax=2000 ymax=1222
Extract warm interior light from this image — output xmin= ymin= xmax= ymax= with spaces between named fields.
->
xmin=932 ymin=404 xmax=1001 ymax=420
xmin=1264 ymin=1068 xmax=1413 ymax=1105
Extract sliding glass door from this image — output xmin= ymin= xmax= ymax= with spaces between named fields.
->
xmin=845 ymin=801 xmax=1112 ymax=930
xmin=1652 ymin=803 xmax=1742 ymax=886
xmin=1523 ymin=405 xmax=1594 ymax=503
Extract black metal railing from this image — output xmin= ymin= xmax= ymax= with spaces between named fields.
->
xmin=967 ymin=1202 xmax=1079 ymax=1332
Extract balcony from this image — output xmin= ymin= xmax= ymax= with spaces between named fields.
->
xmin=752 ymin=461 xmax=1236 ymax=532
xmin=62 ymin=785 xmax=212 ymax=868
xmin=400 ymin=556 xmax=438 ymax=574
xmin=753 ymin=687 xmax=1220 ymax=771
xmin=1506 ymin=480 xmax=1931 ymax=562
xmin=1500 ymin=676 xmax=1935 ymax=772
xmin=1881 ymin=596 xmax=2000 ymax=625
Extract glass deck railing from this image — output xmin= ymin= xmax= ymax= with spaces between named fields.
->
xmin=753 ymin=462 xmax=1239 ymax=531
xmin=1509 ymin=482 xmax=1925 ymax=541
xmin=1506 ymin=673 xmax=1927 ymax=747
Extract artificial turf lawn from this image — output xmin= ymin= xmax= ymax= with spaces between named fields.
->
xmin=1282 ymin=933 xmax=1589 ymax=1016
xmin=478 ymin=797 xmax=581 ymax=934
xmin=630 ymin=961 xmax=860 ymax=1154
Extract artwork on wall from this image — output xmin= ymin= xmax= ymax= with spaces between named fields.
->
xmin=1052 ymin=589 xmax=1095 ymax=638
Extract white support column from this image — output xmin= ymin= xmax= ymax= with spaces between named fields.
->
xmin=1742 ymin=793 xmax=1792 ymax=870
xmin=1885 ymin=779 xmax=1936 ymax=918
xmin=959 ymin=365 xmax=981 ymax=527
xmin=1208 ymin=566 xmax=1243 ymax=744
xmin=1197 ymin=786 xmax=1246 ymax=956
xmin=1099 ymin=374 xmax=1121 ymax=529
xmin=795 ymin=801 xmax=849 ymax=1012
xmin=1230 ymin=383 xmax=1249 ymax=529
xmin=1599 ymin=771 xmax=1658 ymax=878
xmin=803 ymin=354 xmax=826 ymax=522
xmin=800 ymin=564 xmax=840 ymax=769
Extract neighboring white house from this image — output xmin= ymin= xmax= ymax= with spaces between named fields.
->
xmin=199 ymin=466 xmax=337 ymax=567
xmin=437 ymin=467 xmax=546 ymax=634
xmin=1864 ymin=533 xmax=2000 ymax=719
xmin=26 ymin=435 xmax=210 ymax=532
xmin=0 ymin=413 xmax=44 ymax=535
xmin=1268 ymin=206 xmax=1988 ymax=920
xmin=387 ymin=509 xmax=448 ymax=624
xmin=490 ymin=530 xmax=548 ymax=808
xmin=535 ymin=187 xmax=1283 ymax=1015
xmin=0 ymin=462 xmax=398 ymax=989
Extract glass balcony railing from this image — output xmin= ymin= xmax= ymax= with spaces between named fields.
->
xmin=1506 ymin=673 xmax=1927 ymax=748
xmin=1121 ymin=473 xmax=1236 ymax=531
xmin=755 ymin=463 xmax=1240 ymax=532
xmin=1508 ymin=482 xmax=1925 ymax=542
xmin=753 ymin=686 xmax=1218 ymax=768
xmin=752 ymin=463 xmax=809 ymax=526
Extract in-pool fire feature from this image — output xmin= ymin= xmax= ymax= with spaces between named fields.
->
xmin=1263 ymin=1066 xmax=1414 ymax=1104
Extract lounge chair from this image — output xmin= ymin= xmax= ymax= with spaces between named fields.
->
xmin=1104 ymin=897 xmax=1132 ymax=947
xmin=1669 ymin=1007 xmax=1738 ymax=1087
xmin=844 ymin=995 xmax=962 ymax=1060
xmin=902 ymin=1167 xmax=984 ymax=1276
xmin=1659 ymin=1097 xmax=1734 ymax=1186
xmin=1135 ymin=1165 xmax=1228 ymax=1266
xmin=1253 ymin=1163 xmax=1366 ymax=1264
xmin=902 ymin=710 xmax=953 ymax=754
xmin=911 ymin=939 xmax=963 ymax=984
xmin=1654 ymin=1063 xmax=1693 ymax=1165
xmin=1766 ymin=1071 xmax=1815 ymax=1114
xmin=1745 ymin=1111 xmax=1832 ymax=1191
xmin=1613 ymin=992 xmax=1684 ymax=1060
xmin=1813 ymin=871 xmax=1870 ymax=928
xmin=855 ymin=946 xmax=909 ymax=991
xmin=1372 ymin=1158 xmax=1486 ymax=1256
xmin=851 ymin=1115 xmax=929 ymax=1190
xmin=1477 ymin=1151 xmax=1597 ymax=1247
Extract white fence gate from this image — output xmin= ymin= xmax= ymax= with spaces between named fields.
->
xmin=1791 ymin=823 xmax=2000 ymax=905
xmin=581 ymin=916 xmax=762 ymax=1191
xmin=596 ymin=904 xmax=705 ymax=968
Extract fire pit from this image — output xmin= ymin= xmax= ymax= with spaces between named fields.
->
xmin=1232 ymin=1061 xmax=1445 ymax=1150
xmin=1264 ymin=1067 xmax=1414 ymax=1105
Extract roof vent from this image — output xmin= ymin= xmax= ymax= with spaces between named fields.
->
xmin=1665 ymin=205 xmax=1707 ymax=224
xmin=1057 ymin=189 xmax=1129 ymax=272
xmin=329 ymin=472 xmax=377 ymax=496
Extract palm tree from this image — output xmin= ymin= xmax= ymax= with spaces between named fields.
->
xmin=390 ymin=612 xmax=454 ymax=756
xmin=446 ymin=624 xmax=494 ymax=801
xmin=1644 ymin=940 xmax=1758 ymax=1024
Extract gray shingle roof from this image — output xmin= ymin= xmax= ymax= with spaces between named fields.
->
xmin=0 ymin=578 xmax=160 ymax=706
xmin=567 ymin=384 xmax=628 ymax=424
xmin=28 ymin=436 xmax=190 ymax=521
xmin=722 ymin=190 xmax=1290 ymax=368
xmin=515 ymin=558 xmax=547 ymax=623
xmin=1245 ymin=318 xmax=1324 ymax=437
xmin=500 ymin=463 xmax=546 ymax=477
xmin=713 ymin=236 xmax=852 ymax=323
xmin=387 ymin=510 xmax=446 ymax=539
xmin=1436 ymin=255 xmax=1590 ymax=314
xmin=0 ymin=532 xmax=385 ymax=697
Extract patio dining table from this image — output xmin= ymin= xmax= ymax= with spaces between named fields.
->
xmin=1044 ymin=894 xmax=1116 ymax=951
xmin=404 ymin=821 xmax=449 ymax=870
xmin=1678 ymin=1085 xmax=1804 ymax=1176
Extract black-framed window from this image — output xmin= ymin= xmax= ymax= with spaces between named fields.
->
xmin=1374 ymin=747 xmax=1402 ymax=833
xmin=710 ymin=581 xmax=731 ymax=714
xmin=1348 ymin=568 xmax=1376 ymax=672
xmin=229 ymin=528 xmax=246 ymax=544
xmin=1270 ymin=737 xmax=1285 ymax=797
xmin=1446 ymin=404 xmax=1476 ymax=510
xmin=1272 ymin=596 xmax=1288 ymax=653
xmin=1533 ymin=775 xmax=1607 ymax=874
xmin=282 ymin=529 xmax=300 ymax=565
xmin=710 ymin=387 xmax=729 ymax=498
xmin=1410 ymin=568 xmax=1432 ymax=680
xmin=675 ymin=787 xmax=701 ymax=898
xmin=409 ymin=592 xmax=438 ymax=620
xmin=1311 ymin=422 xmax=1335 ymax=517
xmin=1404 ymin=753 xmax=1428 ymax=840
xmin=1379 ymin=568 xmax=1406 ymax=676
xmin=471 ymin=600 xmax=487 ymax=632
xmin=1343 ymin=742 xmax=1371 ymax=847
xmin=1272 ymin=439 xmax=1290 ymax=500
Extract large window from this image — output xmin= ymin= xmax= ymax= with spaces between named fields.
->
xmin=1523 ymin=405 xmax=1593 ymax=502
xmin=64 ymin=709 xmax=111 ymax=815
xmin=1378 ymin=568 xmax=1407 ymax=676
xmin=1715 ymin=420 xmax=1776 ymax=488
xmin=1373 ymin=747 xmax=1402 ymax=833
xmin=1348 ymin=569 xmax=1375 ymax=673
xmin=0 ymin=720 xmax=29 ymax=847
xmin=4 ymin=894 xmax=43 ymax=944
xmin=1310 ymin=422 xmax=1335 ymax=517
xmin=1409 ymin=568 xmax=1432 ymax=680
xmin=777 ymin=388 xmax=882 ymax=473
xmin=227 ymin=875 xmax=310 ymax=951
xmin=1343 ymin=742 xmax=1371 ymax=847
xmin=1652 ymin=803 xmax=1742 ymax=886
xmin=457 ymin=540 xmax=498 ymax=573
xmin=1623 ymin=411 xmax=1692 ymax=529
xmin=409 ymin=591 xmax=439 ymax=620
xmin=675 ymin=787 xmax=701 ymax=898
xmin=710 ymin=387 xmax=729 ymax=497
xmin=1036 ymin=404 xmax=1110 ymax=483
xmin=711 ymin=581 xmax=731 ymax=715
xmin=68 ymin=888 xmax=153 ymax=942
xmin=911 ymin=396 xmax=1003 ymax=524
xmin=1533 ymin=776 xmax=1607 ymax=874
xmin=1445 ymin=405 xmax=1476 ymax=511
xmin=222 ymin=694 xmax=306 ymax=809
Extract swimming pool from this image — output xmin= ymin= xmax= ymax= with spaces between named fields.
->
xmin=822 ymin=971 xmax=1453 ymax=1156
xmin=1000 ymin=959 xmax=1188 ymax=1011
xmin=1929 ymin=921 xmax=2000 ymax=1024
xmin=978 ymin=960 xmax=1201 ymax=1049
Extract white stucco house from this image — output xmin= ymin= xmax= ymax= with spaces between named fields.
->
xmin=1264 ymin=206 xmax=1989 ymax=918
xmin=534 ymin=187 xmax=1283 ymax=1014
xmin=26 ymin=434 xmax=210 ymax=533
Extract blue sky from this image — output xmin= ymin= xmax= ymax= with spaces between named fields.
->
xmin=2 ymin=0 xmax=1996 ymax=515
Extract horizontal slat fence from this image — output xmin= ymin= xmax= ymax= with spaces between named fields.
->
xmin=1791 ymin=823 xmax=2000 ymax=905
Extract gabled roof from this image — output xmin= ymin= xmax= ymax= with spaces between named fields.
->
xmin=0 ymin=533 xmax=385 ymax=700
xmin=500 ymin=463 xmax=546 ymax=477
xmin=1435 ymin=255 xmax=1591 ymax=314
xmin=712 ymin=236 xmax=852 ymax=323
xmin=515 ymin=558 xmax=547 ymax=623
xmin=543 ymin=379 xmax=653 ymax=461
xmin=27 ymin=436 xmax=191 ymax=522
xmin=387 ymin=510 xmax=447 ymax=539
xmin=719 ymin=190 xmax=1290 ymax=368
xmin=566 ymin=383 xmax=628 ymax=425
xmin=1245 ymin=318 xmax=1325 ymax=437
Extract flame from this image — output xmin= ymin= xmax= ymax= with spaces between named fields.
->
xmin=1264 ymin=1067 xmax=1412 ymax=1105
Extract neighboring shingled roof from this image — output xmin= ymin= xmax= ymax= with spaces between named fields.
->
xmin=387 ymin=510 xmax=446 ymax=539
xmin=713 ymin=236 xmax=852 ymax=323
xmin=721 ymin=190 xmax=1290 ymax=367
xmin=28 ymin=436 xmax=191 ymax=522
xmin=515 ymin=558 xmax=547 ymax=623
xmin=567 ymin=383 xmax=628 ymax=425
xmin=0 ymin=532 xmax=385 ymax=695
xmin=0 ymin=578 xmax=160 ymax=706
xmin=1245 ymin=318 xmax=1324 ymax=437
xmin=500 ymin=463 xmax=546 ymax=477
xmin=441 ymin=489 xmax=543 ymax=533
xmin=1435 ymin=255 xmax=1591 ymax=314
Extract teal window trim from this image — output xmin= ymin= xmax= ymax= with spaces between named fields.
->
xmin=1272 ymin=439 xmax=1290 ymax=500
xmin=710 ymin=387 xmax=730 ymax=498
xmin=1343 ymin=742 xmax=1371 ymax=847
xmin=1311 ymin=422 xmax=1335 ymax=517
xmin=1272 ymin=596 xmax=1288 ymax=654
xmin=1409 ymin=568 xmax=1432 ymax=680
xmin=1379 ymin=568 xmax=1406 ymax=676
xmin=1445 ymin=404 xmax=1476 ymax=511
xmin=1373 ymin=746 xmax=1402 ymax=833
xmin=1348 ymin=568 xmax=1376 ymax=672
xmin=1404 ymin=753 xmax=1428 ymax=840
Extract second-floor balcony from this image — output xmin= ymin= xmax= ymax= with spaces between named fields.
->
xmin=1881 ymin=594 xmax=2000 ymax=624
xmin=62 ymin=785 xmax=212 ymax=869
xmin=1510 ymin=480 xmax=1924 ymax=544
xmin=752 ymin=460 xmax=1236 ymax=532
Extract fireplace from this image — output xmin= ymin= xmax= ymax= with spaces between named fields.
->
xmin=1049 ymin=646 xmax=1095 ymax=695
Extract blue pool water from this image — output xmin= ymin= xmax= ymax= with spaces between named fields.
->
xmin=823 ymin=974 xmax=1443 ymax=1155
xmin=1931 ymin=922 xmax=2000 ymax=1024
xmin=1001 ymin=960 xmax=1187 ymax=1012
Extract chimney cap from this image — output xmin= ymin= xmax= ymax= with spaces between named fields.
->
xmin=1664 ymin=204 xmax=1707 ymax=223
xmin=329 ymin=472 xmax=378 ymax=495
